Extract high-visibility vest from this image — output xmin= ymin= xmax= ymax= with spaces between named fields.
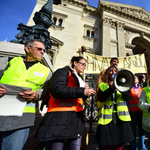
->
xmin=142 ymin=86 xmax=150 ymax=117
xmin=0 ymin=57 xmax=50 ymax=113
xmin=47 ymin=69 xmax=83 ymax=113
xmin=143 ymin=86 xmax=150 ymax=104
xmin=129 ymin=86 xmax=142 ymax=112
xmin=97 ymin=82 xmax=131 ymax=125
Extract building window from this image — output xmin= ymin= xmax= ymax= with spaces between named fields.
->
xmin=83 ymin=24 xmax=98 ymax=42
xmin=58 ymin=19 xmax=63 ymax=27
xmin=91 ymin=31 xmax=94 ymax=38
xmin=51 ymin=11 xmax=68 ymax=30
xmin=53 ymin=17 xmax=57 ymax=25
xmin=87 ymin=30 xmax=90 ymax=37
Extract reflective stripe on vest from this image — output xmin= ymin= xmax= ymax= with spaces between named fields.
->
xmin=117 ymin=101 xmax=127 ymax=106
xmin=23 ymin=106 xmax=37 ymax=113
xmin=100 ymin=113 xmax=112 ymax=119
xmin=0 ymin=57 xmax=50 ymax=113
xmin=129 ymin=87 xmax=142 ymax=112
xmin=47 ymin=69 xmax=83 ymax=113
xmin=97 ymin=82 xmax=131 ymax=125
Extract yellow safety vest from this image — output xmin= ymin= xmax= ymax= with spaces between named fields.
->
xmin=97 ymin=82 xmax=131 ymax=125
xmin=143 ymin=86 xmax=150 ymax=104
xmin=142 ymin=86 xmax=150 ymax=117
xmin=0 ymin=57 xmax=50 ymax=113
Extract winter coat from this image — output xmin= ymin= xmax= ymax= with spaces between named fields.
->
xmin=35 ymin=66 xmax=85 ymax=141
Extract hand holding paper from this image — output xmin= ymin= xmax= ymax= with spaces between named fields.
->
xmin=0 ymin=87 xmax=7 ymax=96
xmin=0 ymin=83 xmax=32 ymax=116
xmin=19 ymin=91 xmax=39 ymax=101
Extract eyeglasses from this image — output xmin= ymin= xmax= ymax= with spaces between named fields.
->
xmin=33 ymin=47 xmax=46 ymax=53
xmin=78 ymin=62 xmax=86 ymax=67
xmin=29 ymin=46 xmax=45 ymax=53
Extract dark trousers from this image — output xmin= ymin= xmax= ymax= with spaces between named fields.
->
xmin=45 ymin=136 xmax=82 ymax=150
xmin=130 ymin=112 xmax=147 ymax=150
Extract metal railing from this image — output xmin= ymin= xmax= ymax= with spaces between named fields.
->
xmin=84 ymin=76 xmax=98 ymax=132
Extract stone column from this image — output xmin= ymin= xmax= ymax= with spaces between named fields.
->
xmin=116 ymin=21 xmax=126 ymax=57
xmin=101 ymin=17 xmax=111 ymax=56
xmin=52 ymin=47 xmax=59 ymax=67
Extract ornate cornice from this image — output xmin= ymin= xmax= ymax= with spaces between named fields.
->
xmin=39 ymin=0 xmax=87 ymax=8
xmin=62 ymin=0 xmax=99 ymax=14
xmin=38 ymin=0 xmax=99 ymax=15
xmin=100 ymin=3 xmax=150 ymax=26
xmin=62 ymin=0 xmax=87 ymax=7
xmin=83 ymin=6 xmax=99 ymax=14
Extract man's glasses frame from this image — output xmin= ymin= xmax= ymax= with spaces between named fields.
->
xmin=28 ymin=46 xmax=46 ymax=53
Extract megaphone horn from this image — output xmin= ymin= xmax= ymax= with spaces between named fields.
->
xmin=113 ymin=69 xmax=134 ymax=92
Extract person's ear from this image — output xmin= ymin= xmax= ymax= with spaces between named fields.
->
xmin=74 ymin=61 xmax=77 ymax=67
xmin=25 ymin=46 xmax=30 ymax=53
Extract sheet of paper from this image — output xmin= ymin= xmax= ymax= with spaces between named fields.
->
xmin=0 ymin=83 xmax=32 ymax=95
xmin=0 ymin=83 xmax=32 ymax=116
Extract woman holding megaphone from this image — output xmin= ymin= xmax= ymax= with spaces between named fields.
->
xmin=96 ymin=66 xmax=133 ymax=150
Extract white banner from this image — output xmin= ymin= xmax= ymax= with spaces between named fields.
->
xmin=84 ymin=53 xmax=147 ymax=74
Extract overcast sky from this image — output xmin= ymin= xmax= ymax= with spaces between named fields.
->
xmin=0 ymin=0 xmax=150 ymax=42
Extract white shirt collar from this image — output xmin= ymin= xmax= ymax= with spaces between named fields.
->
xmin=70 ymin=68 xmax=85 ymax=88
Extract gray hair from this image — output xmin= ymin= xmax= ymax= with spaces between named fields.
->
xmin=25 ymin=39 xmax=44 ymax=47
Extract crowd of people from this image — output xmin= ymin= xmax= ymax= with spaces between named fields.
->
xmin=96 ymin=58 xmax=150 ymax=150
xmin=0 ymin=40 xmax=150 ymax=150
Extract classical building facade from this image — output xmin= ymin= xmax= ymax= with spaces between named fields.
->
xmin=27 ymin=0 xmax=150 ymax=74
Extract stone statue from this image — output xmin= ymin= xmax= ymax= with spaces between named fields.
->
xmin=11 ymin=0 xmax=61 ymax=53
